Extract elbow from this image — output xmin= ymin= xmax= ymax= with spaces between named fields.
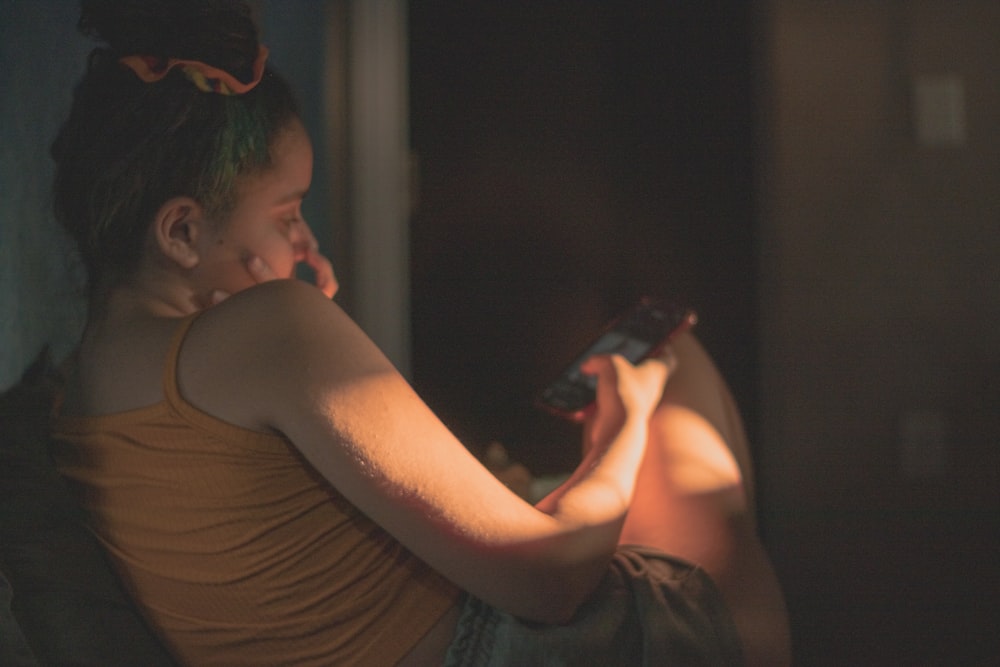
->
xmin=513 ymin=530 xmax=622 ymax=624
xmin=468 ymin=523 xmax=620 ymax=624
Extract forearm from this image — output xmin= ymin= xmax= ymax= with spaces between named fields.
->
xmin=488 ymin=412 xmax=647 ymax=620
xmin=534 ymin=413 xmax=649 ymax=544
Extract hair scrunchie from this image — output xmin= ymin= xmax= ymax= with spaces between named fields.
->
xmin=119 ymin=44 xmax=269 ymax=95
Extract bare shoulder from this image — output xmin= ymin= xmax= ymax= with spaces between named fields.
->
xmin=202 ymin=278 xmax=338 ymax=328
xmin=189 ymin=279 xmax=366 ymax=353
xmin=176 ymin=280 xmax=389 ymax=431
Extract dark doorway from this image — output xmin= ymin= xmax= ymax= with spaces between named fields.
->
xmin=408 ymin=2 xmax=758 ymax=475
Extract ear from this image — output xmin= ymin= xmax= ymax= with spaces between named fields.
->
xmin=152 ymin=197 xmax=207 ymax=270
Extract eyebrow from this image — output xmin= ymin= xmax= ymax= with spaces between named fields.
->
xmin=274 ymin=188 xmax=309 ymax=206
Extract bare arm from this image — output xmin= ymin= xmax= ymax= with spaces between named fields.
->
xmin=188 ymin=280 xmax=666 ymax=623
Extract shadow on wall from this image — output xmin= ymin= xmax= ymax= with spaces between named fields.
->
xmin=0 ymin=2 xmax=90 ymax=390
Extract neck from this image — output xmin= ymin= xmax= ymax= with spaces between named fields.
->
xmin=87 ymin=266 xmax=205 ymax=330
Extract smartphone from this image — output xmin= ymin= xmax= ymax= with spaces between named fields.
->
xmin=535 ymin=298 xmax=697 ymax=421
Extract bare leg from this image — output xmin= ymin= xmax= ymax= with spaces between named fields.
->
xmin=618 ymin=333 xmax=791 ymax=666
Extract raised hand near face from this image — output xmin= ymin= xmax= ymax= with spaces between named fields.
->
xmin=210 ymin=222 xmax=338 ymax=305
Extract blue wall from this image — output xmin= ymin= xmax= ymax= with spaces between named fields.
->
xmin=0 ymin=1 xmax=89 ymax=389
xmin=258 ymin=1 xmax=333 ymax=260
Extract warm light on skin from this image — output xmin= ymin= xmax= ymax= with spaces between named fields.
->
xmin=618 ymin=402 xmax=749 ymax=562
xmin=648 ymin=404 xmax=746 ymax=499
xmin=615 ymin=333 xmax=791 ymax=666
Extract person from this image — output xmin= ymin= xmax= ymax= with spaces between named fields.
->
xmin=49 ymin=1 xmax=790 ymax=664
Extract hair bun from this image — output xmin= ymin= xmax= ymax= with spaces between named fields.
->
xmin=79 ymin=0 xmax=260 ymax=78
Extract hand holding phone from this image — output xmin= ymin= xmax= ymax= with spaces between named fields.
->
xmin=535 ymin=298 xmax=696 ymax=421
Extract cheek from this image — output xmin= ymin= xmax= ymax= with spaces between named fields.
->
xmin=258 ymin=236 xmax=298 ymax=273
xmin=214 ymin=226 xmax=296 ymax=275
xmin=200 ymin=256 xmax=254 ymax=294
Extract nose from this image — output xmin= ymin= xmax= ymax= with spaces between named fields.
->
xmin=289 ymin=218 xmax=314 ymax=260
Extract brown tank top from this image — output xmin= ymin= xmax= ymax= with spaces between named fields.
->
xmin=52 ymin=315 xmax=460 ymax=666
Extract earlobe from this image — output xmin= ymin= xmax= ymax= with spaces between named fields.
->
xmin=154 ymin=197 xmax=205 ymax=269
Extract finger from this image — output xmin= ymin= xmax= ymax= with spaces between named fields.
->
xmin=637 ymin=355 xmax=671 ymax=391
xmin=652 ymin=343 xmax=679 ymax=375
xmin=578 ymin=353 xmax=615 ymax=377
xmin=245 ymin=254 xmax=279 ymax=283
xmin=300 ymin=219 xmax=321 ymax=251
xmin=207 ymin=254 xmax=275 ymax=307
xmin=587 ymin=354 xmax=668 ymax=413
xmin=580 ymin=354 xmax=626 ymax=407
xmin=210 ymin=289 xmax=231 ymax=306
xmin=298 ymin=223 xmax=338 ymax=298
xmin=304 ymin=247 xmax=338 ymax=298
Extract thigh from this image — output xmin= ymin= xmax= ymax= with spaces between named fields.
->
xmin=618 ymin=333 xmax=791 ymax=666
xmin=620 ymin=332 xmax=754 ymax=560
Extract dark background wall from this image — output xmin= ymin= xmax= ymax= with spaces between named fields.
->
xmin=0 ymin=1 xmax=89 ymax=388
xmin=408 ymin=1 xmax=760 ymax=476
xmin=408 ymin=2 xmax=999 ymax=665
xmin=757 ymin=1 xmax=999 ymax=664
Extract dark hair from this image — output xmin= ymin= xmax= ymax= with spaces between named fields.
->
xmin=51 ymin=0 xmax=300 ymax=292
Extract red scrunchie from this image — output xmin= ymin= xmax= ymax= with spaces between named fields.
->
xmin=119 ymin=45 xmax=269 ymax=95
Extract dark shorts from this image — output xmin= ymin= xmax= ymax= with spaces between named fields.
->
xmin=443 ymin=546 xmax=744 ymax=666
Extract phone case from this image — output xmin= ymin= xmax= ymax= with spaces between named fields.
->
xmin=535 ymin=297 xmax=696 ymax=421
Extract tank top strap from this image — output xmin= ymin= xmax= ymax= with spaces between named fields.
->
xmin=162 ymin=313 xmax=202 ymax=405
